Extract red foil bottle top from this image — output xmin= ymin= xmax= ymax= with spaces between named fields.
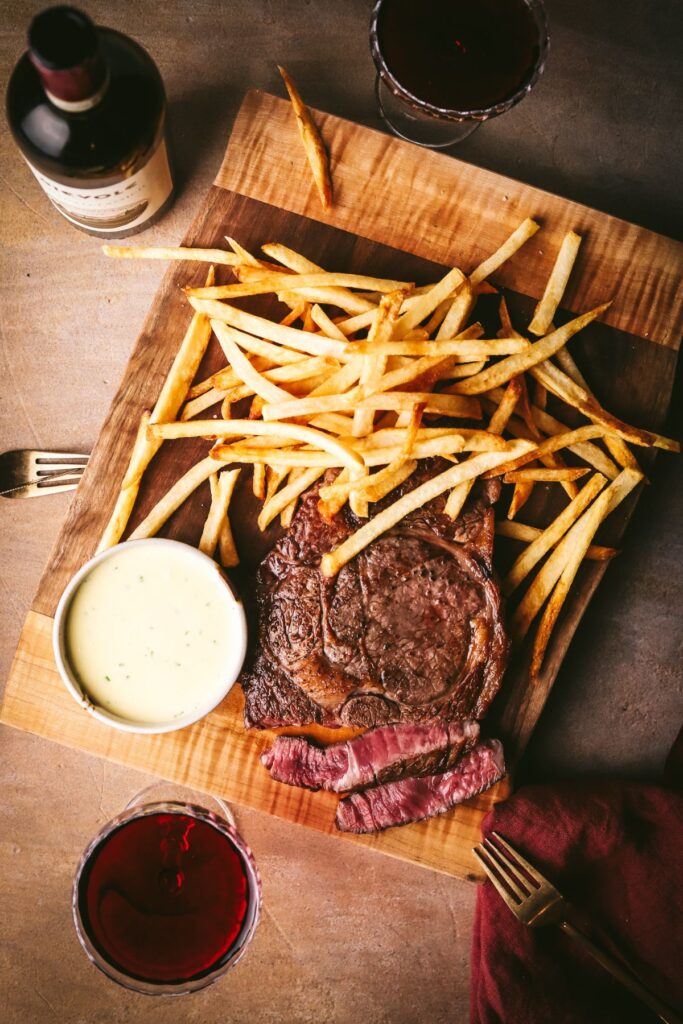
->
xmin=28 ymin=5 xmax=107 ymax=104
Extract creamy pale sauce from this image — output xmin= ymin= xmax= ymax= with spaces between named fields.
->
xmin=65 ymin=546 xmax=238 ymax=725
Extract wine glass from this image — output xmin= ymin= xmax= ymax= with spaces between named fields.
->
xmin=72 ymin=783 xmax=261 ymax=995
xmin=370 ymin=0 xmax=549 ymax=148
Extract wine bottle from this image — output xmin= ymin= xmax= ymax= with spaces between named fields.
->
xmin=6 ymin=5 xmax=174 ymax=237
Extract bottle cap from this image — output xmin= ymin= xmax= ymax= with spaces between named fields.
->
xmin=28 ymin=6 xmax=107 ymax=108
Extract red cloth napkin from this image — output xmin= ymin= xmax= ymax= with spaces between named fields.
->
xmin=471 ymin=771 xmax=683 ymax=1022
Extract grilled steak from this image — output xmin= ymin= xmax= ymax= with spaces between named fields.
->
xmin=240 ymin=460 xmax=510 ymax=730
xmin=261 ymin=719 xmax=480 ymax=792
xmin=335 ymin=739 xmax=505 ymax=833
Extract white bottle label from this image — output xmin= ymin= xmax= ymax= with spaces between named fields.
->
xmin=26 ymin=137 xmax=173 ymax=233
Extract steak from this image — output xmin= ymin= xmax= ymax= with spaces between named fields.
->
xmin=240 ymin=459 xmax=510 ymax=730
xmin=335 ymin=739 xmax=505 ymax=833
xmin=261 ymin=719 xmax=480 ymax=792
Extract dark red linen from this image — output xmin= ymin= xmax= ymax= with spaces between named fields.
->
xmin=471 ymin=778 xmax=683 ymax=1023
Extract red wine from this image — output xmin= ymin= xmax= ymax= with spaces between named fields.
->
xmin=77 ymin=811 xmax=250 ymax=984
xmin=6 ymin=6 xmax=174 ymax=236
xmin=375 ymin=0 xmax=543 ymax=113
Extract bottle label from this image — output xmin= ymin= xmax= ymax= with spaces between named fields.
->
xmin=26 ymin=138 xmax=173 ymax=233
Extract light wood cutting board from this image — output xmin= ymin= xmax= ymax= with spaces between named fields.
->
xmin=2 ymin=90 xmax=681 ymax=881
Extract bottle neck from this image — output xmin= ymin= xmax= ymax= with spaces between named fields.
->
xmin=28 ymin=6 xmax=108 ymax=112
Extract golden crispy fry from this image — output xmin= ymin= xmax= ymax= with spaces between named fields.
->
xmin=510 ymin=467 xmax=643 ymax=642
xmin=188 ymin=366 xmax=239 ymax=400
xmin=310 ymin=304 xmax=347 ymax=340
xmin=212 ymin=321 xmax=292 ymax=404
xmin=200 ymin=469 xmax=241 ymax=557
xmin=97 ymin=411 xmax=155 ymax=552
xmin=129 ymin=456 xmax=218 ymax=541
xmin=528 ymin=231 xmax=582 ymax=336
xmin=278 ymin=65 xmax=333 ymax=210
xmin=187 ymin=271 xmax=411 ymax=301
xmin=394 ymin=268 xmax=465 ymax=338
xmin=507 ymin=480 xmax=534 ymax=520
xmin=495 ymin=519 xmax=618 ymax=561
xmin=469 ymin=219 xmax=540 ymax=286
xmin=280 ymin=303 xmax=307 ymax=327
xmin=452 ymin=302 xmax=611 ymax=395
xmin=320 ymin=442 xmax=530 ymax=576
xmin=252 ymin=462 xmax=266 ymax=500
xmin=436 ymin=280 xmax=474 ymax=340
xmin=102 ymin=244 xmax=238 ymax=265
xmin=488 ymin=377 xmax=523 ymax=435
xmin=258 ymin=464 xmax=325 ymax=530
xmin=353 ymin=289 xmax=406 ymax=438
xmin=210 ymin=469 xmax=242 ymax=567
xmin=266 ymin=465 xmax=289 ymax=501
xmin=497 ymin=296 xmax=524 ymax=340
xmin=187 ymin=297 xmax=348 ymax=360
xmin=516 ymin=373 xmax=577 ymax=499
xmin=181 ymin=387 xmax=228 ymax=421
xmin=349 ymin=336 xmax=526 ymax=358
xmin=503 ymin=467 xmax=589 ymax=483
xmin=152 ymin=265 xmax=215 ymax=424
xmin=224 ymin=236 xmax=261 ymax=267
xmin=530 ymin=360 xmax=679 ymax=451
xmin=150 ymin=418 xmax=365 ymax=469
xmin=484 ymin=424 xmax=610 ymax=477
xmin=356 ymin=391 xmax=481 ymax=419
xmin=554 ymin=347 xmax=641 ymax=471
xmin=424 ymin=298 xmax=453 ymax=336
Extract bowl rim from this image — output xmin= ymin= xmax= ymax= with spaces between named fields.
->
xmin=52 ymin=538 xmax=248 ymax=735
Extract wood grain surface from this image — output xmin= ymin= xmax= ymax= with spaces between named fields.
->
xmin=1 ymin=90 xmax=680 ymax=880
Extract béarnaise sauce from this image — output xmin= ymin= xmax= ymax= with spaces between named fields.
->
xmin=57 ymin=540 xmax=246 ymax=731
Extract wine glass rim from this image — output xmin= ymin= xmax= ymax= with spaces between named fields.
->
xmin=369 ymin=0 xmax=549 ymax=122
xmin=72 ymin=800 xmax=262 ymax=995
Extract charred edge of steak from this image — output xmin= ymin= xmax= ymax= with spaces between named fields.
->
xmin=261 ymin=719 xmax=481 ymax=792
xmin=335 ymin=740 xmax=505 ymax=833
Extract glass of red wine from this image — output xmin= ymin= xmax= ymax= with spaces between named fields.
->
xmin=72 ymin=784 xmax=261 ymax=995
xmin=370 ymin=0 xmax=549 ymax=148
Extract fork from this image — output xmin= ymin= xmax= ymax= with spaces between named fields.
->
xmin=474 ymin=832 xmax=681 ymax=1024
xmin=0 ymin=449 xmax=89 ymax=499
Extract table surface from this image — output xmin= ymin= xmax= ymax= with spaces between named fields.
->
xmin=1 ymin=2 xmax=681 ymax=1021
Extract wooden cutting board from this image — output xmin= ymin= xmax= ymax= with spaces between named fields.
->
xmin=2 ymin=90 xmax=681 ymax=881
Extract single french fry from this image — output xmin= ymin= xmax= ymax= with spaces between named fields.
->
xmin=211 ymin=469 xmax=241 ymax=567
xmin=424 ymin=298 xmax=453 ymax=336
xmin=310 ymin=304 xmax=347 ymax=340
xmin=530 ymin=359 xmax=679 ymax=452
xmin=354 ymin=391 xmax=481 ymax=419
xmin=349 ymin=337 xmax=527 ymax=358
xmin=280 ymin=303 xmax=307 ymax=327
xmin=187 ymin=271 xmax=411 ymax=301
xmin=252 ymin=462 xmax=266 ymax=500
xmin=187 ymin=297 xmax=349 ymax=360
xmin=151 ymin=265 xmax=216 ymax=425
xmin=507 ymin=481 xmax=534 ymax=519
xmin=484 ymin=425 xmax=611 ymax=477
xmin=495 ymin=519 xmax=618 ymax=561
xmin=200 ymin=469 xmax=240 ymax=557
xmin=188 ymin=366 xmax=239 ymax=400
xmin=469 ymin=218 xmax=540 ymax=286
xmin=129 ymin=456 xmax=218 ymax=541
xmin=181 ymin=387 xmax=228 ymax=421
xmin=212 ymin=321 xmax=292 ymax=404
xmin=353 ymin=289 xmax=406 ymax=438
xmin=510 ymin=467 xmax=643 ymax=640
xmin=320 ymin=442 xmax=531 ymax=576
xmin=394 ymin=268 xmax=466 ymax=338
xmin=451 ymin=302 xmax=611 ymax=395
xmin=497 ymin=295 xmax=524 ymax=340
xmin=528 ymin=231 xmax=582 ymax=336
xmin=97 ymin=411 xmax=155 ymax=551
xmin=102 ymin=244 xmax=238 ymax=265
xmin=278 ymin=65 xmax=333 ymax=210
xmin=503 ymin=467 xmax=590 ymax=483
xmin=225 ymin=236 xmax=261 ymax=267
xmin=436 ymin=280 xmax=474 ymax=340
xmin=258 ymin=465 xmax=324 ymax=530
xmin=488 ymin=378 xmax=523 ymax=435
xmin=266 ymin=465 xmax=289 ymax=501
xmin=553 ymin=347 xmax=641 ymax=471
xmin=150 ymin=418 xmax=365 ymax=470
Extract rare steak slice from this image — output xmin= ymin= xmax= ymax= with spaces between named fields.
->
xmin=335 ymin=739 xmax=505 ymax=833
xmin=240 ymin=460 xmax=510 ymax=729
xmin=261 ymin=719 xmax=480 ymax=792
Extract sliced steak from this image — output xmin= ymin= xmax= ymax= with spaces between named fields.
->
xmin=261 ymin=719 xmax=480 ymax=792
xmin=335 ymin=739 xmax=505 ymax=833
xmin=241 ymin=460 xmax=510 ymax=729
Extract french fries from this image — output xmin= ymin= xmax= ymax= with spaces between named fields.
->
xmin=100 ymin=218 xmax=677 ymax=686
xmin=278 ymin=65 xmax=333 ymax=211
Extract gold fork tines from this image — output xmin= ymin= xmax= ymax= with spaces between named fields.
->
xmin=473 ymin=832 xmax=681 ymax=1024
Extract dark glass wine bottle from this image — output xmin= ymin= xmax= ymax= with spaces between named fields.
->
xmin=6 ymin=5 xmax=174 ymax=237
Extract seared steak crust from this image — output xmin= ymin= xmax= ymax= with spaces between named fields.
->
xmin=240 ymin=460 xmax=510 ymax=730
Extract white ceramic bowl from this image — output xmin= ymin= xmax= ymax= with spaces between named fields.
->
xmin=52 ymin=538 xmax=248 ymax=734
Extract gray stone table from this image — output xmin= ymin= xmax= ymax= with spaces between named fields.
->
xmin=1 ymin=2 xmax=680 ymax=1021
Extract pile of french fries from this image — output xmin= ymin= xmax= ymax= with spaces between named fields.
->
xmin=98 ymin=218 xmax=678 ymax=676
